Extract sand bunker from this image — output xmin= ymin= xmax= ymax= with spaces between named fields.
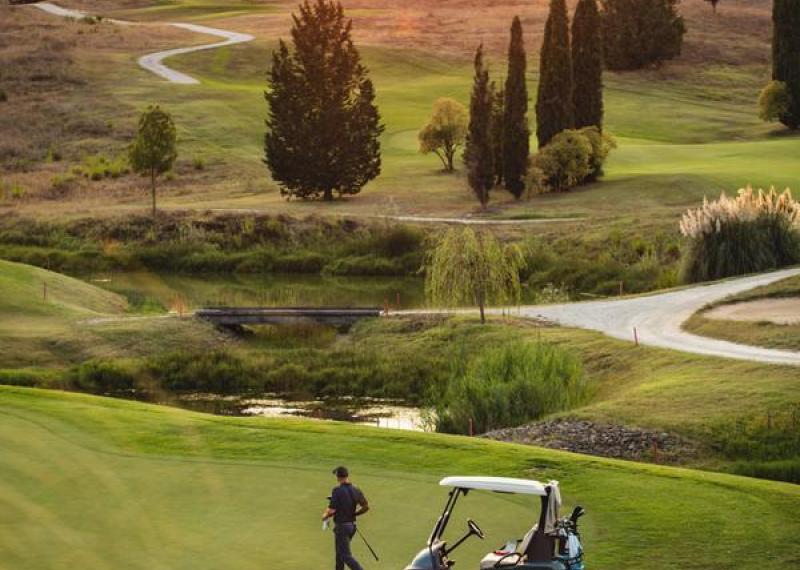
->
xmin=704 ymin=298 xmax=800 ymax=325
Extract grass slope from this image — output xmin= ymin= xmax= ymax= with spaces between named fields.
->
xmin=1 ymin=385 xmax=799 ymax=570
xmin=0 ymin=259 xmax=219 ymax=368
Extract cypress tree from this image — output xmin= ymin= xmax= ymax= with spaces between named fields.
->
xmin=536 ymin=0 xmax=573 ymax=148
xmin=264 ymin=0 xmax=384 ymax=201
xmin=490 ymin=83 xmax=505 ymax=186
xmin=503 ymin=16 xmax=530 ymax=199
xmin=464 ymin=45 xmax=495 ymax=208
xmin=572 ymin=0 xmax=604 ymax=130
xmin=600 ymin=0 xmax=685 ymax=71
xmin=773 ymin=0 xmax=800 ymax=129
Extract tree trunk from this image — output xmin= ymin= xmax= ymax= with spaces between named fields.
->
xmin=479 ymin=300 xmax=486 ymax=324
xmin=150 ymin=170 xmax=156 ymax=217
xmin=323 ymin=188 xmax=334 ymax=201
xmin=446 ymin=150 xmax=455 ymax=172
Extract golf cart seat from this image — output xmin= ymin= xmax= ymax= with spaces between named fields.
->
xmin=479 ymin=526 xmax=537 ymax=569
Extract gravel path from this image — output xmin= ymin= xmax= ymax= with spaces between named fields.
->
xmin=32 ymin=2 xmax=254 ymax=85
xmin=519 ymin=267 xmax=800 ymax=365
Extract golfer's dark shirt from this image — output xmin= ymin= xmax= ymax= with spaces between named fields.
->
xmin=329 ymin=483 xmax=365 ymax=524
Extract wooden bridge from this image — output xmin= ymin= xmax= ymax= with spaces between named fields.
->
xmin=195 ymin=307 xmax=383 ymax=331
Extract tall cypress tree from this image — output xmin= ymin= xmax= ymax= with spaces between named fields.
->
xmin=464 ymin=45 xmax=494 ymax=208
xmin=490 ymin=83 xmax=505 ymax=186
xmin=572 ymin=0 xmax=604 ymax=130
xmin=264 ymin=0 xmax=384 ymax=201
xmin=773 ymin=0 xmax=800 ymax=129
xmin=536 ymin=0 xmax=573 ymax=148
xmin=503 ymin=16 xmax=530 ymax=199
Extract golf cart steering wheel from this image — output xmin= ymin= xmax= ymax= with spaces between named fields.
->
xmin=467 ymin=518 xmax=485 ymax=539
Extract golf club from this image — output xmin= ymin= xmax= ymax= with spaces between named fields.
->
xmin=356 ymin=527 xmax=380 ymax=562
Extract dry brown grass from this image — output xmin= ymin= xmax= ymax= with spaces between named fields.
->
xmin=219 ymin=0 xmax=771 ymax=64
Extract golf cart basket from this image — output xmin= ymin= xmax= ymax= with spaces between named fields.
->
xmin=404 ymin=477 xmax=586 ymax=570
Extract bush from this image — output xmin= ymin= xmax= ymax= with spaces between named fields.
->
xmin=679 ymin=186 xmax=800 ymax=282
xmin=193 ymin=157 xmax=206 ymax=170
xmin=579 ymin=126 xmax=616 ymax=181
xmin=71 ymin=360 xmax=136 ymax=393
xmin=758 ymin=81 xmax=791 ymax=123
xmin=529 ymin=130 xmax=592 ymax=192
xmin=147 ymin=350 xmax=249 ymax=393
xmin=432 ymin=342 xmax=586 ymax=434
xmin=73 ymin=153 xmax=130 ymax=181
xmin=529 ymin=127 xmax=615 ymax=193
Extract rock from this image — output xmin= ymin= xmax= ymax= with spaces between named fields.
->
xmin=482 ymin=418 xmax=697 ymax=464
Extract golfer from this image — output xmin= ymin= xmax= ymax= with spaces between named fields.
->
xmin=322 ymin=466 xmax=370 ymax=570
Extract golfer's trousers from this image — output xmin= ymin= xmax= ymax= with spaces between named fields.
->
xmin=334 ymin=523 xmax=364 ymax=570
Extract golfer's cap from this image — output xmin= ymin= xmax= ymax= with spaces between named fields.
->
xmin=333 ymin=466 xmax=349 ymax=478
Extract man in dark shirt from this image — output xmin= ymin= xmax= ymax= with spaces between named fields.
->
xmin=322 ymin=466 xmax=370 ymax=570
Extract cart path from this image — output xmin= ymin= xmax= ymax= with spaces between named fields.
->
xmin=516 ymin=267 xmax=800 ymax=365
xmin=196 ymin=207 xmax=582 ymax=226
xmin=32 ymin=2 xmax=254 ymax=85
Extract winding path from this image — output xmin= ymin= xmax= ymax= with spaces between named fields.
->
xmin=32 ymin=2 xmax=254 ymax=85
xmin=517 ymin=267 xmax=800 ymax=365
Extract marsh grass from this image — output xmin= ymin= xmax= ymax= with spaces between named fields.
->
xmin=433 ymin=341 xmax=586 ymax=434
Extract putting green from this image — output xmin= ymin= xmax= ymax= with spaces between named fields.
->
xmin=2 ymin=387 xmax=799 ymax=569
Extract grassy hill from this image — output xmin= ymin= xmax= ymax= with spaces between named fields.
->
xmin=1 ymin=385 xmax=799 ymax=570
xmin=0 ymin=259 xmax=218 ymax=368
xmin=3 ymin=0 xmax=797 ymax=227
xmin=2 ymin=260 xmax=798 ymax=481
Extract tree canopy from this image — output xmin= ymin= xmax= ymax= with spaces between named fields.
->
xmin=536 ymin=0 xmax=574 ymax=148
xmin=600 ymin=0 xmax=686 ymax=71
xmin=425 ymin=227 xmax=523 ymax=324
xmin=128 ymin=105 xmax=177 ymax=217
xmin=772 ymin=0 xmax=800 ymax=129
xmin=418 ymin=98 xmax=468 ymax=172
xmin=464 ymin=45 xmax=495 ymax=208
xmin=264 ymin=0 xmax=384 ymax=201
xmin=502 ymin=16 xmax=530 ymax=199
xmin=572 ymin=0 xmax=604 ymax=130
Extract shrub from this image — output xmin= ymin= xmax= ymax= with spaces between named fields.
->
xmin=193 ymin=156 xmax=206 ymax=170
xmin=680 ymin=186 xmax=800 ymax=282
xmin=579 ymin=126 xmax=616 ymax=180
xmin=758 ymin=81 xmax=791 ymax=123
xmin=73 ymin=153 xmax=130 ymax=180
xmin=147 ymin=350 xmax=249 ymax=393
xmin=529 ymin=130 xmax=592 ymax=193
xmin=432 ymin=342 xmax=586 ymax=434
xmin=71 ymin=360 xmax=136 ymax=393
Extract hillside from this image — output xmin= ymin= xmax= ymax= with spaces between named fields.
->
xmin=0 ymin=259 xmax=218 ymax=368
xmin=1 ymin=385 xmax=799 ymax=569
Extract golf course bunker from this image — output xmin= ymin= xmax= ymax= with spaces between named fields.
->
xmin=704 ymin=298 xmax=800 ymax=325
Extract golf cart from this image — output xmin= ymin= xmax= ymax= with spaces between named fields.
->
xmin=404 ymin=477 xmax=585 ymax=570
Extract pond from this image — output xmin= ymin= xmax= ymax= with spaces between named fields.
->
xmin=122 ymin=390 xmax=428 ymax=432
xmin=83 ymin=270 xmax=554 ymax=312
xmin=86 ymin=271 xmax=428 ymax=312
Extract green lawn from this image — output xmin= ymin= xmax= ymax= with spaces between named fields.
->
xmin=3 ymin=259 xmax=799 ymax=473
xmin=0 ymin=259 xmax=220 ymax=368
xmin=75 ymin=23 xmax=799 ymax=223
xmin=2 ymin=385 xmax=800 ymax=570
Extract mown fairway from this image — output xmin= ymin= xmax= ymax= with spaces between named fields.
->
xmin=2 ymin=386 xmax=800 ymax=570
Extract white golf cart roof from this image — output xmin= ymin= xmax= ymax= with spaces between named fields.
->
xmin=439 ymin=476 xmax=553 ymax=496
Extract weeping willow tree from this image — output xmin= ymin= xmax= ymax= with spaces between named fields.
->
xmin=425 ymin=227 xmax=523 ymax=323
